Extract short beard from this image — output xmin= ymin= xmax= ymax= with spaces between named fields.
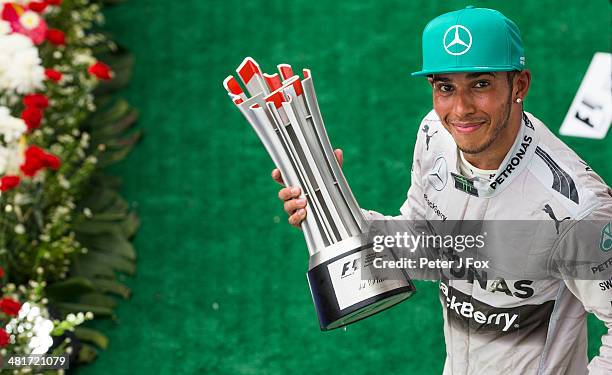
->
xmin=460 ymin=90 xmax=513 ymax=155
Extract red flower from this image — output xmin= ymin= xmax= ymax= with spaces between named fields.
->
xmin=20 ymin=146 xmax=60 ymax=176
xmin=46 ymin=28 xmax=65 ymax=45
xmin=23 ymin=93 xmax=49 ymax=109
xmin=1 ymin=3 xmax=19 ymax=23
xmin=0 ymin=329 xmax=8 ymax=347
xmin=21 ymin=145 xmax=45 ymax=176
xmin=28 ymin=1 xmax=48 ymax=12
xmin=22 ymin=107 xmax=42 ymax=130
xmin=45 ymin=0 xmax=62 ymax=5
xmin=0 ymin=297 xmax=21 ymax=316
xmin=0 ymin=266 xmax=4 ymax=278
xmin=45 ymin=68 xmax=62 ymax=82
xmin=88 ymin=61 xmax=113 ymax=80
xmin=0 ymin=176 xmax=20 ymax=192
xmin=43 ymin=153 xmax=60 ymax=170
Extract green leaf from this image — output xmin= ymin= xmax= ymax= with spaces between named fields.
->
xmin=55 ymin=302 xmax=115 ymax=318
xmin=79 ymin=293 xmax=118 ymax=309
xmin=73 ymin=220 xmax=124 ymax=236
xmin=88 ymin=98 xmax=130 ymax=128
xmin=101 ymin=0 xmax=128 ymax=5
xmin=72 ymin=255 xmax=116 ymax=279
xmin=121 ymin=212 xmax=140 ymax=238
xmin=91 ymin=279 xmax=131 ymax=299
xmin=46 ymin=277 xmax=95 ymax=301
xmin=89 ymin=173 xmax=124 ymax=189
xmin=97 ymin=140 xmax=142 ymax=166
xmin=104 ymin=129 xmax=143 ymax=149
xmin=78 ymin=233 xmax=137 ymax=260
xmin=90 ymin=109 xmax=139 ymax=140
xmin=73 ymin=211 xmax=139 ymax=238
xmin=76 ymin=343 xmax=99 ymax=364
xmin=92 ymin=95 xmax=117 ymax=116
xmin=75 ymin=327 xmax=109 ymax=349
xmin=80 ymin=251 xmax=135 ymax=275
xmin=78 ymin=187 xmax=125 ymax=214
xmin=87 ymin=212 xmax=129 ymax=222
xmin=89 ymin=41 xmax=114 ymax=56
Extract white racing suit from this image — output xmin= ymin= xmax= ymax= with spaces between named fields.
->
xmin=365 ymin=110 xmax=612 ymax=374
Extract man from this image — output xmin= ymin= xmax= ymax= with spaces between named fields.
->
xmin=271 ymin=6 xmax=612 ymax=375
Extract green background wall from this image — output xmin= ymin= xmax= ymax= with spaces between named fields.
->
xmin=77 ymin=0 xmax=611 ymax=373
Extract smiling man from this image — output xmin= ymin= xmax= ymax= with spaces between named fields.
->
xmin=272 ymin=6 xmax=612 ymax=375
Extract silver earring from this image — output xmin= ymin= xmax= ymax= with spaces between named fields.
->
xmin=515 ymin=98 xmax=522 ymax=103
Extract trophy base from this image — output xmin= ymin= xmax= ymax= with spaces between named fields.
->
xmin=306 ymin=235 xmax=416 ymax=331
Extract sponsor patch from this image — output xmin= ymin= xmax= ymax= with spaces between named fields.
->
xmin=451 ymin=173 xmax=478 ymax=197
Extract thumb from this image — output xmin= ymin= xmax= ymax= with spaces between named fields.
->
xmin=271 ymin=168 xmax=285 ymax=186
xmin=334 ymin=148 xmax=343 ymax=168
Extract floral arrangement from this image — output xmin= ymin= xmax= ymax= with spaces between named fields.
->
xmin=0 ymin=0 xmax=140 ymax=372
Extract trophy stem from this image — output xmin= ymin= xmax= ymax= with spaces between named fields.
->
xmin=302 ymin=77 xmax=367 ymax=234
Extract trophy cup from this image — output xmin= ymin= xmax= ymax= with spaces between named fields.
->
xmin=224 ymin=57 xmax=415 ymax=330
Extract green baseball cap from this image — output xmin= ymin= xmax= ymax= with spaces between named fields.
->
xmin=412 ymin=6 xmax=525 ymax=76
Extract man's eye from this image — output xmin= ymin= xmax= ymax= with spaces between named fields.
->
xmin=438 ymin=84 xmax=453 ymax=92
xmin=474 ymin=81 xmax=490 ymax=88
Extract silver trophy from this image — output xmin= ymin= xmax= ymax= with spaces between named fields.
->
xmin=224 ymin=57 xmax=415 ymax=330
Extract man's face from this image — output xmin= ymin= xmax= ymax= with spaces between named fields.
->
xmin=429 ymin=72 xmax=514 ymax=154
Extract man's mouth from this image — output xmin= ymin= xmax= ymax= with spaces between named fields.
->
xmin=451 ymin=121 xmax=486 ymax=134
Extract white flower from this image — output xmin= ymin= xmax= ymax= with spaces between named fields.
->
xmin=0 ymin=144 xmax=24 ymax=175
xmin=14 ymin=223 xmax=25 ymax=235
xmin=0 ymin=33 xmax=44 ymax=94
xmin=0 ymin=20 xmax=10 ymax=36
xmin=0 ymin=144 xmax=24 ymax=176
xmin=0 ymin=0 xmax=28 ymax=4
xmin=58 ymin=174 xmax=70 ymax=189
xmin=0 ymin=146 xmax=9 ymax=174
xmin=8 ymin=302 xmax=55 ymax=355
xmin=0 ymin=106 xmax=27 ymax=143
xmin=73 ymin=51 xmax=95 ymax=66
xmin=29 ymin=318 xmax=53 ymax=354
xmin=0 ymin=106 xmax=26 ymax=174
xmin=19 ymin=11 xmax=42 ymax=30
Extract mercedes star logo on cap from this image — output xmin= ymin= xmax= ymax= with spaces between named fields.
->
xmin=443 ymin=25 xmax=472 ymax=56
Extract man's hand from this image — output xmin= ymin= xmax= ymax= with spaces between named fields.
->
xmin=272 ymin=149 xmax=344 ymax=229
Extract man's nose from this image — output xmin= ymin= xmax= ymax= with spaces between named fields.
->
xmin=452 ymin=91 xmax=476 ymax=118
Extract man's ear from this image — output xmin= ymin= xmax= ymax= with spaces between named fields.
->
xmin=514 ymin=69 xmax=531 ymax=100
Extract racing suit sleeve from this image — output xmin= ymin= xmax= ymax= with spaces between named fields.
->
xmin=362 ymin=115 xmax=427 ymax=222
xmin=553 ymin=200 xmax=612 ymax=375
xmin=360 ymin=125 xmax=439 ymax=280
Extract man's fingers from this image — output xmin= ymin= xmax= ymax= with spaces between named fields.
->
xmin=334 ymin=148 xmax=343 ymax=168
xmin=288 ymin=208 xmax=307 ymax=228
xmin=284 ymin=197 xmax=307 ymax=215
xmin=274 ymin=148 xmax=337 ymax=229
xmin=278 ymin=186 xmax=301 ymax=201
xmin=271 ymin=168 xmax=285 ymax=186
